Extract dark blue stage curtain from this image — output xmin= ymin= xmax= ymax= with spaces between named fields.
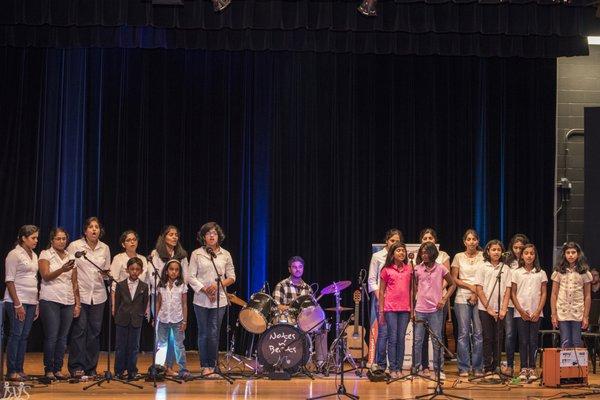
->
xmin=0 ymin=0 xmax=596 ymax=57
xmin=0 ymin=47 xmax=555 ymax=350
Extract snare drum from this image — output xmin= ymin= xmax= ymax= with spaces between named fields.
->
xmin=289 ymin=294 xmax=325 ymax=333
xmin=239 ymin=292 xmax=275 ymax=334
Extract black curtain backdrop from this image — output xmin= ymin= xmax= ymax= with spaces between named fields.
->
xmin=0 ymin=46 xmax=555 ymax=351
xmin=0 ymin=0 xmax=595 ymax=57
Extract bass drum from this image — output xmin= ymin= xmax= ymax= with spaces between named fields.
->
xmin=257 ymin=324 xmax=312 ymax=373
xmin=239 ymin=292 xmax=275 ymax=334
xmin=289 ymin=294 xmax=325 ymax=333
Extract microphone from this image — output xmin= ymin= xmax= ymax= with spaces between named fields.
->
xmin=205 ymin=246 xmax=216 ymax=258
xmin=75 ymin=250 xmax=86 ymax=258
xmin=408 ymin=252 xmax=415 ymax=265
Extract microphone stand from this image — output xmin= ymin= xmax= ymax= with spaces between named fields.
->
xmin=357 ymin=269 xmax=369 ymax=377
xmin=308 ymin=316 xmax=359 ymax=400
xmin=79 ymin=254 xmax=142 ymax=390
xmin=469 ymin=262 xmax=511 ymax=384
xmin=144 ymin=255 xmax=182 ymax=386
xmin=195 ymin=247 xmax=234 ymax=383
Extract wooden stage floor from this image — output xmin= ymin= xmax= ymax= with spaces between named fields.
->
xmin=5 ymin=352 xmax=600 ymax=399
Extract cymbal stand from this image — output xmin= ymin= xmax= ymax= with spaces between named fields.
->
xmin=323 ymin=290 xmax=358 ymax=375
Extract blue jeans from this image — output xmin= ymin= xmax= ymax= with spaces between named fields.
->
xmin=5 ymin=303 xmax=36 ymax=374
xmin=115 ymin=324 xmax=142 ymax=375
xmin=516 ymin=318 xmax=540 ymax=368
xmin=384 ymin=311 xmax=410 ymax=371
xmin=194 ymin=305 xmax=226 ymax=368
xmin=68 ymin=302 xmax=105 ymax=375
xmin=559 ymin=320 xmax=583 ymax=348
xmin=39 ymin=300 xmax=74 ymax=373
xmin=151 ymin=294 xmax=176 ymax=368
xmin=454 ymin=303 xmax=483 ymax=373
xmin=371 ymin=296 xmax=388 ymax=368
xmin=504 ymin=307 xmax=516 ymax=368
xmin=156 ymin=321 xmax=187 ymax=371
xmin=413 ymin=309 xmax=444 ymax=372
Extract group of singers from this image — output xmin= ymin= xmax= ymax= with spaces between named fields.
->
xmin=2 ymin=220 xmax=595 ymax=383
xmin=368 ymin=228 xmax=593 ymax=381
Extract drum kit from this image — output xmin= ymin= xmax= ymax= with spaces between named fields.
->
xmin=227 ymin=280 xmax=360 ymax=377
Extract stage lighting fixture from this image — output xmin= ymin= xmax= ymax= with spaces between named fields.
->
xmin=358 ymin=0 xmax=377 ymax=16
xmin=212 ymin=0 xmax=231 ymax=12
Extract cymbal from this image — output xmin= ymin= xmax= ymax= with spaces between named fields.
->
xmin=320 ymin=280 xmax=352 ymax=295
xmin=325 ymin=306 xmax=353 ymax=312
xmin=227 ymin=293 xmax=247 ymax=307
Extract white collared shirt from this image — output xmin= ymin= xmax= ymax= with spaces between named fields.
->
xmin=3 ymin=245 xmax=39 ymax=305
xmin=127 ymin=278 xmax=140 ymax=299
xmin=367 ymin=248 xmax=387 ymax=293
xmin=67 ymin=238 xmax=111 ymax=305
xmin=475 ymin=261 xmax=512 ymax=312
xmin=39 ymin=248 xmax=76 ymax=305
xmin=188 ymin=247 xmax=236 ymax=308
xmin=110 ymin=252 xmax=148 ymax=291
xmin=511 ymin=267 xmax=548 ymax=318
xmin=451 ymin=251 xmax=485 ymax=304
xmin=158 ymin=282 xmax=187 ymax=323
xmin=146 ymin=251 xmax=189 ymax=292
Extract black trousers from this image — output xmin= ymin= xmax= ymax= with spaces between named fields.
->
xmin=479 ymin=310 xmax=505 ymax=373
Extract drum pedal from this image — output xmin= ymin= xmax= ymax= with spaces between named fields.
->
xmin=268 ymin=370 xmax=291 ymax=380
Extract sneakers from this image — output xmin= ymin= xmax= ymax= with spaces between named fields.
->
xmin=518 ymin=369 xmax=528 ymax=381
xmin=529 ymin=369 xmax=538 ymax=381
xmin=474 ymin=370 xmax=485 ymax=378
xmin=458 ymin=371 xmax=469 ymax=378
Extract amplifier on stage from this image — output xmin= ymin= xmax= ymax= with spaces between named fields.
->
xmin=542 ymin=348 xmax=588 ymax=387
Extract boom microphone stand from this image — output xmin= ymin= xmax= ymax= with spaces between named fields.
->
xmin=75 ymin=251 xmax=142 ymax=390
xmin=308 ymin=316 xmax=359 ymax=400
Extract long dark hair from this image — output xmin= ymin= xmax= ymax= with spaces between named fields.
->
xmin=159 ymin=259 xmax=184 ymax=287
xmin=462 ymin=228 xmax=483 ymax=251
xmin=384 ymin=242 xmax=407 ymax=267
xmin=504 ymin=233 xmax=529 ymax=265
xmin=517 ymin=243 xmax=542 ymax=273
xmin=555 ymin=241 xmax=589 ymax=274
xmin=483 ymin=239 xmax=505 ymax=263
xmin=155 ymin=225 xmax=187 ymax=262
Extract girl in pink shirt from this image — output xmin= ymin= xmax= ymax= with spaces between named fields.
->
xmin=378 ymin=242 xmax=412 ymax=377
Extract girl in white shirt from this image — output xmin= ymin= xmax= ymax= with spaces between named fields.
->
xmin=511 ymin=243 xmax=547 ymax=381
xmin=551 ymin=242 xmax=592 ymax=349
xmin=38 ymin=227 xmax=80 ymax=380
xmin=67 ymin=217 xmax=111 ymax=378
xmin=156 ymin=259 xmax=190 ymax=379
xmin=451 ymin=228 xmax=484 ymax=377
xmin=4 ymin=225 xmax=40 ymax=382
xmin=110 ymin=230 xmax=149 ymax=313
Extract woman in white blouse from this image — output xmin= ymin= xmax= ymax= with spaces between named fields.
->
xmin=188 ymin=222 xmax=236 ymax=375
xmin=38 ymin=227 xmax=81 ymax=380
xmin=149 ymin=225 xmax=188 ymax=376
xmin=110 ymin=230 xmax=148 ymax=313
xmin=4 ymin=225 xmax=40 ymax=382
xmin=450 ymin=228 xmax=485 ymax=377
xmin=66 ymin=217 xmax=111 ymax=378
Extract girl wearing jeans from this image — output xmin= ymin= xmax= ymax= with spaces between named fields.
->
xmin=551 ymin=242 xmax=592 ymax=348
xmin=378 ymin=242 xmax=412 ymax=378
xmin=412 ymin=242 xmax=456 ymax=380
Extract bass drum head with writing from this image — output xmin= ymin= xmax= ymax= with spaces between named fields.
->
xmin=239 ymin=292 xmax=275 ymax=334
xmin=290 ymin=294 xmax=325 ymax=333
xmin=257 ymin=324 xmax=311 ymax=373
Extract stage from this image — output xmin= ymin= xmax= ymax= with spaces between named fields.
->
xmin=6 ymin=352 xmax=600 ymax=400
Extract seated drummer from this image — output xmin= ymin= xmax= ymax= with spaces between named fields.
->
xmin=273 ymin=256 xmax=328 ymax=370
